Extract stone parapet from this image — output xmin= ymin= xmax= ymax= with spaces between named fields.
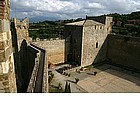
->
xmin=0 ymin=0 xmax=10 ymax=20
xmin=27 ymin=44 xmax=48 ymax=93
xmin=27 ymin=49 xmax=41 ymax=92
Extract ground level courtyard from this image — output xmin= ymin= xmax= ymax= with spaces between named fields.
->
xmin=49 ymin=63 xmax=140 ymax=93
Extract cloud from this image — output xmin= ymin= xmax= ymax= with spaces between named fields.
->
xmin=10 ymin=0 xmax=140 ymax=22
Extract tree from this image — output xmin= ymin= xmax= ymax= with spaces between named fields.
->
xmin=65 ymin=81 xmax=68 ymax=93
xmin=58 ymin=83 xmax=62 ymax=90
xmin=68 ymin=83 xmax=71 ymax=93
xmin=75 ymin=78 xmax=79 ymax=83
xmin=65 ymin=81 xmax=71 ymax=93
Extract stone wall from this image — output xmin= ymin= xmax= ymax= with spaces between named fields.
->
xmin=27 ymin=44 xmax=48 ymax=93
xmin=64 ymin=25 xmax=83 ymax=65
xmin=11 ymin=17 xmax=30 ymax=52
xmin=0 ymin=0 xmax=17 ymax=92
xmin=81 ymin=24 xmax=108 ymax=67
xmin=86 ymin=16 xmax=113 ymax=34
xmin=32 ymin=39 xmax=65 ymax=64
xmin=107 ymin=34 xmax=140 ymax=71
xmin=64 ymin=16 xmax=113 ymax=67
xmin=11 ymin=17 xmax=48 ymax=93
xmin=81 ymin=17 xmax=113 ymax=67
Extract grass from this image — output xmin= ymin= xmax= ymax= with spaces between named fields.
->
xmin=49 ymin=88 xmax=64 ymax=93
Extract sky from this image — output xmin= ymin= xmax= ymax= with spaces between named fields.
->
xmin=10 ymin=0 xmax=140 ymax=22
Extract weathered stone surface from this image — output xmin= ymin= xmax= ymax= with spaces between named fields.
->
xmin=2 ymin=61 xmax=9 ymax=74
xmin=0 ymin=74 xmax=8 ymax=81
xmin=11 ymin=18 xmax=29 ymax=52
xmin=81 ymin=23 xmax=108 ymax=66
xmin=0 ymin=0 xmax=10 ymax=20
xmin=0 ymin=0 xmax=17 ymax=93
xmin=33 ymin=39 xmax=65 ymax=64
xmin=0 ymin=44 xmax=12 ymax=62
xmin=0 ymin=32 xmax=7 ymax=42
xmin=0 ymin=41 xmax=6 ymax=50
xmin=64 ymin=16 xmax=113 ymax=67
xmin=77 ymin=64 xmax=140 ymax=93
xmin=5 ymin=46 xmax=11 ymax=60
xmin=107 ymin=34 xmax=140 ymax=70
xmin=0 ymin=19 xmax=10 ymax=33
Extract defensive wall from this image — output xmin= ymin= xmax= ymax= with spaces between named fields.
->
xmin=32 ymin=39 xmax=65 ymax=64
xmin=64 ymin=25 xmax=83 ymax=65
xmin=27 ymin=44 xmax=48 ymax=93
xmin=0 ymin=0 xmax=17 ymax=92
xmin=106 ymin=34 xmax=140 ymax=71
xmin=64 ymin=17 xmax=140 ymax=72
xmin=11 ymin=17 xmax=48 ymax=93
xmin=1 ymin=0 xmax=139 ymax=93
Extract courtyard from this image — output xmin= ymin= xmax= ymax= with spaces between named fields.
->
xmin=49 ymin=64 xmax=140 ymax=93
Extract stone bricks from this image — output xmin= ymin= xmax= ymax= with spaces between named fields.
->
xmin=0 ymin=41 xmax=6 ymax=50
xmin=0 ymin=20 xmax=10 ymax=33
xmin=64 ymin=16 xmax=113 ymax=67
xmin=33 ymin=40 xmax=65 ymax=64
xmin=0 ymin=44 xmax=12 ymax=62
xmin=0 ymin=74 xmax=8 ymax=81
xmin=0 ymin=0 xmax=17 ymax=92
xmin=0 ymin=0 xmax=10 ymax=20
xmin=0 ymin=32 xmax=7 ymax=42
xmin=0 ymin=50 xmax=5 ymax=62
xmin=107 ymin=34 xmax=140 ymax=71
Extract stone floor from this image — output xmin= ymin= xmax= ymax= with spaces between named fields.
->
xmin=76 ymin=64 xmax=140 ymax=93
xmin=50 ymin=64 xmax=140 ymax=93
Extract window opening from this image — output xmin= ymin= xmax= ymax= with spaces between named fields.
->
xmin=96 ymin=42 xmax=98 ymax=48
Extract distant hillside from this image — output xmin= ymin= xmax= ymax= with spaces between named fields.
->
xmin=29 ymin=11 xmax=140 ymax=40
xmin=108 ymin=11 xmax=140 ymax=37
xmin=29 ymin=18 xmax=83 ymax=40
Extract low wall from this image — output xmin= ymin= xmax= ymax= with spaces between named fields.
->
xmin=32 ymin=39 xmax=65 ymax=64
xmin=28 ymin=44 xmax=48 ymax=93
xmin=107 ymin=34 xmax=140 ymax=71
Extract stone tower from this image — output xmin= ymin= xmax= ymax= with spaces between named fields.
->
xmin=0 ymin=0 xmax=17 ymax=92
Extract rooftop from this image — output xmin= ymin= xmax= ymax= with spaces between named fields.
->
xmin=65 ymin=20 xmax=104 ymax=26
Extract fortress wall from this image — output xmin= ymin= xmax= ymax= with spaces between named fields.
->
xmin=32 ymin=39 xmax=65 ymax=64
xmin=64 ymin=25 xmax=83 ymax=65
xmin=0 ymin=0 xmax=17 ymax=92
xmin=107 ymin=34 xmax=140 ymax=70
xmin=11 ymin=18 xmax=48 ymax=92
xmin=11 ymin=18 xmax=30 ymax=52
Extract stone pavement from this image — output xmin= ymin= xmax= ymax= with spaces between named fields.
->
xmin=77 ymin=64 xmax=140 ymax=93
xmin=49 ymin=64 xmax=140 ymax=93
xmin=49 ymin=64 xmax=87 ymax=93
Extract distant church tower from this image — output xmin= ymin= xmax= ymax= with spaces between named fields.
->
xmin=0 ymin=0 xmax=17 ymax=92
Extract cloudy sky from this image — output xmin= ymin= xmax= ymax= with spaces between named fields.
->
xmin=10 ymin=0 xmax=140 ymax=22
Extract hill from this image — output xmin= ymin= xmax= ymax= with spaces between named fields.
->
xmin=29 ymin=11 xmax=140 ymax=40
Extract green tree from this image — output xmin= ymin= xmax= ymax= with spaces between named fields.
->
xmin=68 ymin=83 xmax=71 ymax=93
xmin=65 ymin=81 xmax=71 ymax=93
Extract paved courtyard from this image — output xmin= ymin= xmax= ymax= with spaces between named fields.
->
xmin=50 ymin=64 xmax=140 ymax=93
xmin=77 ymin=64 xmax=140 ymax=93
